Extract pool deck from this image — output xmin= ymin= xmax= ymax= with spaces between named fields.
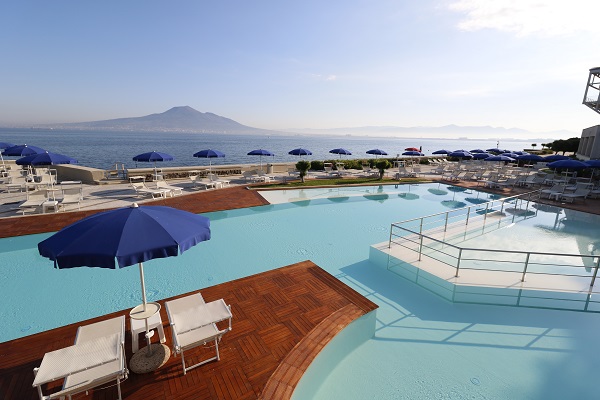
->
xmin=0 ymin=169 xmax=599 ymax=399
xmin=0 ymin=260 xmax=378 ymax=400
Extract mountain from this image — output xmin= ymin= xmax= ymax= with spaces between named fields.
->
xmin=48 ymin=106 xmax=270 ymax=134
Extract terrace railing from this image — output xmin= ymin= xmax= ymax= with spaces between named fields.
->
xmin=388 ymin=190 xmax=600 ymax=288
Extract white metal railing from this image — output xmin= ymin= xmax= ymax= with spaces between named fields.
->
xmin=388 ymin=190 xmax=600 ymax=287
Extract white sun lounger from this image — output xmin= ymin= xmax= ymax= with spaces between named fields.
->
xmin=33 ymin=315 xmax=127 ymax=400
xmin=165 ymin=293 xmax=232 ymax=375
xmin=154 ymin=180 xmax=183 ymax=196
xmin=130 ymin=181 xmax=168 ymax=199
xmin=208 ymin=173 xmax=230 ymax=187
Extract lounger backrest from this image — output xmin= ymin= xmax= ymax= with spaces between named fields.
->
xmin=75 ymin=315 xmax=125 ymax=344
xmin=166 ymin=293 xmax=206 ymax=333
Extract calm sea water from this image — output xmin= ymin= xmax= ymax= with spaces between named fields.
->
xmin=0 ymin=128 xmax=536 ymax=170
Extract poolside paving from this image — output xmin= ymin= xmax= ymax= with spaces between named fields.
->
xmin=0 ymin=261 xmax=378 ymax=400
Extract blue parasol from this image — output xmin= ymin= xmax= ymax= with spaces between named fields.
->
xmin=133 ymin=151 xmax=174 ymax=163
xmin=448 ymin=151 xmax=473 ymax=159
xmin=432 ymin=149 xmax=451 ymax=155
xmin=2 ymin=144 xmax=46 ymax=157
xmin=485 ymin=155 xmax=515 ymax=162
xmin=366 ymin=149 xmax=388 ymax=158
xmin=472 ymin=153 xmax=491 ymax=159
xmin=288 ymin=148 xmax=312 ymax=157
xmin=329 ymin=148 xmax=352 ymax=159
xmin=38 ymin=203 xmax=211 ymax=309
xmin=584 ymin=160 xmax=600 ymax=168
xmin=486 ymin=148 xmax=503 ymax=154
xmin=16 ymin=151 xmax=77 ymax=166
xmin=543 ymin=154 xmax=570 ymax=162
xmin=194 ymin=149 xmax=225 ymax=173
xmin=402 ymin=151 xmax=423 ymax=156
xmin=247 ymin=149 xmax=274 ymax=170
xmin=546 ymin=160 xmax=589 ymax=170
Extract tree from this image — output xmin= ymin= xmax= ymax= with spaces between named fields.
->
xmin=548 ymin=137 xmax=580 ymax=155
xmin=295 ymin=160 xmax=311 ymax=183
xmin=375 ymin=159 xmax=391 ymax=179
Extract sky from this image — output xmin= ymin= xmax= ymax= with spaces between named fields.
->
xmin=1 ymin=0 xmax=600 ymax=138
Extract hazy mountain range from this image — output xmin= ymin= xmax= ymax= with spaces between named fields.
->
xmin=28 ymin=106 xmax=576 ymax=140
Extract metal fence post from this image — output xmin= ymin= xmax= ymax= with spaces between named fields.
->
xmin=466 ymin=207 xmax=471 ymax=225
xmin=591 ymin=257 xmax=600 ymax=287
xmin=521 ymin=253 xmax=531 ymax=282
xmin=444 ymin=212 xmax=449 ymax=232
xmin=455 ymin=248 xmax=462 ymax=277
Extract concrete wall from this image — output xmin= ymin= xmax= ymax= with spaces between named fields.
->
xmin=577 ymin=125 xmax=600 ymax=160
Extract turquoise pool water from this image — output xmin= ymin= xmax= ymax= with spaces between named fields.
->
xmin=2 ymin=183 xmax=600 ymax=399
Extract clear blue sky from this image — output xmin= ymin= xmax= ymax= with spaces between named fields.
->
xmin=1 ymin=0 xmax=599 ymax=137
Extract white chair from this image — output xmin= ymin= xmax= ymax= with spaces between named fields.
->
xmin=208 ymin=173 xmax=230 ymax=187
xmin=242 ymin=170 xmax=261 ymax=182
xmin=33 ymin=315 xmax=127 ymax=400
xmin=130 ymin=312 xmax=166 ymax=353
xmin=257 ymin=170 xmax=275 ymax=182
xmin=190 ymin=174 xmax=216 ymax=190
xmin=19 ymin=189 xmax=48 ymax=214
xmin=165 ymin=293 xmax=232 ymax=375
xmin=155 ymin=180 xmax=183 ymax=196
xmin=60 ymin=186 xmax=83 ymax=211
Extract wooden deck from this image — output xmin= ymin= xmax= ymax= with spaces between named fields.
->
xmin=0 ymin=261 xmax=378 ymax=400
xmin=0 ymin=186 xmax=269 ymax=238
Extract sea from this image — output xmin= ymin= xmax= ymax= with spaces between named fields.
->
xmin=0 ymin=128 xmax=545 ymax=170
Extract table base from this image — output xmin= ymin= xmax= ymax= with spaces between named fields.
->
xmin=129 ymin=343 xmax=170 ymax=374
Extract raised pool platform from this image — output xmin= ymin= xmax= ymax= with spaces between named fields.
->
xmin=0 ymin=261 xmax=377 ymax=400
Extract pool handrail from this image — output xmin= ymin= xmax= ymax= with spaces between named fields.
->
xmin=388 ymin=189 xmax=600 ymax=288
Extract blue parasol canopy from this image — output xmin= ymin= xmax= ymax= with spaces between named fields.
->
xmin=38 ymin=203 xmax=211 ymax=308
xmin=402 ymin=151 xmax=423 ymax=156
xmin=366 ymin=149 xmax=388 ymax=157
xmin=584 ymin=160 xmax=600 ymax=168
xmin=329 ymin=148 xmax=352 ymax=158
xmin=133 ymin=151 xmax=174 ymax=162
xmin=501 ymin=152 xmax=521 ymax=158
xmin=194 ymin=149 xmax=225 ymax=172
xmin=39 ymin=203 xmax=211 ymax=268
xmin=0 ymin=142 xmax=15 ymax=149
xmin=432 ymin=149 xmax=451 ymax=155
xmin=288 ymin=148 xmax=312 ymax=156
xmin=16 ymin=151 xmax=77 ymax=166
xmin=2 ymin=144 xmax=46 ymax=157
xmin=247 ymin=149 xmax=274 ymax=170
xmin=543 ymin=154 xmax=570 ymax=162
xmin=486 ymin=148 xmax=503 ymax=153
xmin=469 ymin=149 xmax=485 ymax=153
xmin=546 ymin=160 xmax=589 ymax=170
xmin=517 ymin=154 xmax=545 ymax=162
xmin=485 ymin=155 xmax=515 ymax=162
xmin=448 ymin=151 xmax=473 ymax=159
xmin=247 ymin=149 xmax=274 ymax=157
xmin=472 ymin=152 xmax=491 ymax=159
xmin=193 ymin=149 xmax=225 ymax=159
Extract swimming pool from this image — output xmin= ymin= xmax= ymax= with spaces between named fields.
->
xmin=2 ymin=183 xmax=600 ymax=399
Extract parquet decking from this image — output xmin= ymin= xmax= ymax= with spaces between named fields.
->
xmin=0 ymin=185 xmax=269 ymax=238
xmin=0 ymin=261 xmax=378 ymax=400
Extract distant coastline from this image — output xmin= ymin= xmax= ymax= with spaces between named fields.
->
xmin=0 ymin=106 xmax=575 ymax=141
